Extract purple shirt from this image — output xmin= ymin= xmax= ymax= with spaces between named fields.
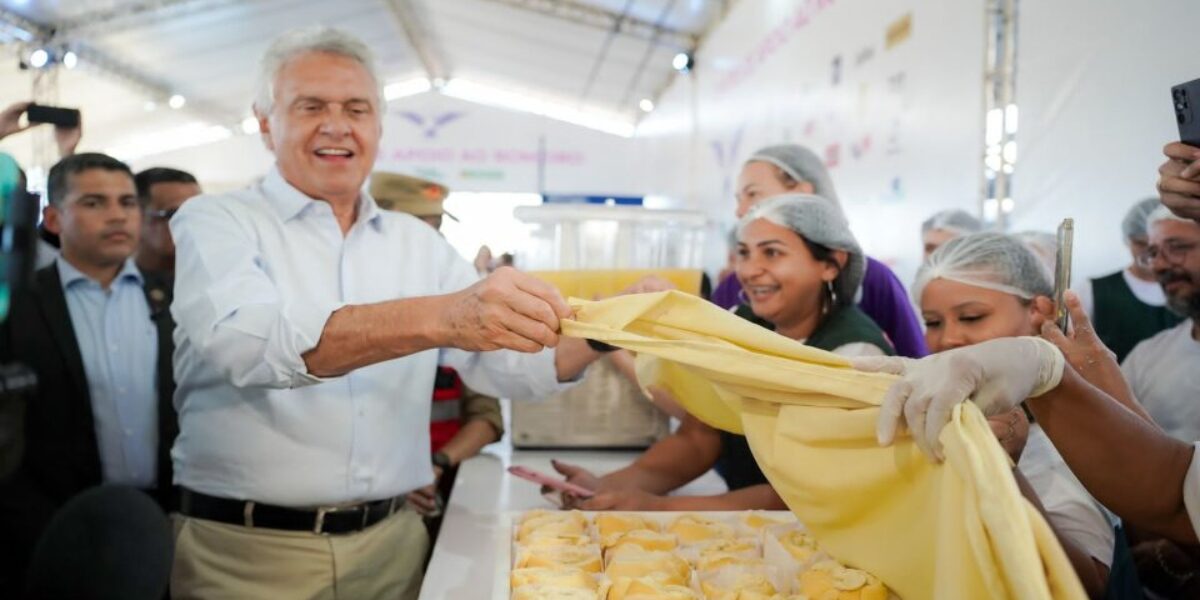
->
xmin=711 ymin=256 xmax=928 ymax=358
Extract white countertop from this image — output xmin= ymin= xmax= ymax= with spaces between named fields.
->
xmin=417 ymin=446 xmax=728 ymax=600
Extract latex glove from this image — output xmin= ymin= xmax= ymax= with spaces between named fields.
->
xmin=851 ymin=336 xmax=1065 ymax=461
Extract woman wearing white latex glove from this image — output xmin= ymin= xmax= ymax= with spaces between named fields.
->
xmin=854 ymin=336 xmax=1064 ymax=461
xmin=853 ymin=233 xmax=1120 ymax=598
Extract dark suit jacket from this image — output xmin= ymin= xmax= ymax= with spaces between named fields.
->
xmin=0 ymin=262 xmax=177 ymax=589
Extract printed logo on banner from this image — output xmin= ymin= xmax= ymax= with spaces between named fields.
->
xmin=396 ymin=111 xmax=467 ymax=139
xmin=885 ymin=13 xmax=914 ymax=49
xmin=710 ymin=124 xmax=746 ymax=201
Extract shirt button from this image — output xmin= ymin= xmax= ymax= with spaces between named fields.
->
xmin=124 ymin=428 xmax=132 ymax=436
xmin=110 ymin=344 xmax=118 ymax=351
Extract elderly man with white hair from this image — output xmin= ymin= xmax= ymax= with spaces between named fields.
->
xmin=167 ymin=27 xmax=609 ymax=598
xmin=1120 ymin=206 xmax=1200 ymax=442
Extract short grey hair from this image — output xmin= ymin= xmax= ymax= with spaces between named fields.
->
xmin=253 ymin=26 xmax=385 ymax=114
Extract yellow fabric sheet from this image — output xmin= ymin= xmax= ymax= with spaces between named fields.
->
xmin=561 ymin=291 xmax=1086 ymax=600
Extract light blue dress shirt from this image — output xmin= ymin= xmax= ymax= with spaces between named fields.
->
xmin=169 ymin=167 xmax=569 ymax=507
xmin=56 ymin=256 xmax=159 ymax=488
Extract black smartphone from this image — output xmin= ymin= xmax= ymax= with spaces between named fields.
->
xmin=25 ymin=104 xmax=80 ymax=128
xmin=1173 ymin=78 xmax=1200 ymax=147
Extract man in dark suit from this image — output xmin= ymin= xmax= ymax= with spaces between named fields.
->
xmin=0 ymin=153 xmax=177 ymax=591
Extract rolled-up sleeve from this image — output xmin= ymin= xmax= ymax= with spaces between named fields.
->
xmin=170 ymin=197 xmax=339 ymax=389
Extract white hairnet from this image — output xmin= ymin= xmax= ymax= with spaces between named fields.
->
xmin=921 ymin=209 xmax=982 ymax=235
xmin=746 ymin=145 xmax=841 ymax=211
xmin=1122 ymin=198 xmax=1163 ymax=240
xmin=1147 ymin=204 xmax=1194 ymax=231
xmin=737 ymin=193 xmax=864 ymax=305
xmin=913 ymin=232 xmax=1053 ymax=303
xmin=1012 ymin=230 xmax=1057 ymax=280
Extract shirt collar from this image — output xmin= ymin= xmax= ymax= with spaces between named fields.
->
xmin=261 ymin=165 xmax=384 ymax=232
xmin=57 ymin=255 xmax=143 ymax=290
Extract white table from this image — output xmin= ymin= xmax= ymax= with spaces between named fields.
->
xmin=417 ymin=447 xmax=727 ymax=599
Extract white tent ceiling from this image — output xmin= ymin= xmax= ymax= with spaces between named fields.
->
xmin=0 ymin=0 xmax=729 ymax=165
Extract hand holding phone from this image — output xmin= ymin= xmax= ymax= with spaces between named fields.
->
xmin=508 ymin=465 xmax=595 ymax=499
xmin=1173 ymin=78 xmax=1200 ymax=148
xmin=1053 ymin=219 xmax=1074 ymax=333
xmin=26 ymin=104 xmax=81 ymax=129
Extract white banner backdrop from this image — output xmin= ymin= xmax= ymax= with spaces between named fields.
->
xmin=1011 ymin=0 xmax=1200 ymax=280
xmin=375 ymin=93 xmax=643 ymax=195
xmin=636 ymin=0 xmax=986 ymax=283
xmin=118 ymin=91 xmax=644 ymax=196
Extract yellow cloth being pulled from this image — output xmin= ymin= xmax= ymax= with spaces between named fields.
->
xmin=561 ymin=291 xmax=1086 ymax=600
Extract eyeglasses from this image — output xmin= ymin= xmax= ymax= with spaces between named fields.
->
xmin=146 ymin=208 xmax=178 ymax=222
xmin=1137 ymin=240 xmax=1199 ymax=268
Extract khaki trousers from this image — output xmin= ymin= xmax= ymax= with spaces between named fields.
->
xmin=171 ymin=508 xmax=429 ymax=600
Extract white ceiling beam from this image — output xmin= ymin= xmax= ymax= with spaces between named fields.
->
xmin=381 ymin=0 xmax=449 ymax=81
xmin=480 ymin=0 xmax=698 ymax=50
xmin=0 ymin=8 xmax=241 ymax=128
xmin=58 ymin=0 xmax=240 ymax=36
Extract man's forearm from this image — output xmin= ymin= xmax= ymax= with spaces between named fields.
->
xmin=439 ymin=419 xmax=501 ymax=465
xmin=302 ymin=296 xmax=447 ymax=378
xmin=554 ymin=337 xmax=601 ymax=381
xmin=1030 ymin=367 xmax=1197 ymax=542
xmin=603 ymin=429 xmax=719 ymax=495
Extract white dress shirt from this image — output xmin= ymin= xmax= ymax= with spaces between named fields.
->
xmin=169 ymin=166 xmax=568 ymax=507
xmin=57 ymin=256 xmax=159 ymax=488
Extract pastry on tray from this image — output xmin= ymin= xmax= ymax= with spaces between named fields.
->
xmin=696 ymin=551 xmax=763 ymax=574
xmin=518 ymin=510 xmax=589 ymax=542
xmin=510 ymin=584 xmax=599 ymax=600
xmin=698 ymin=569 xmax=778 ymax=599
xmin=603 ymin=546 xmax=691 ymax=586
xmin=606 ymin=574 xmax=699 ymax=600
xmin=796 ymin=560 xmax=888 ymax=600
xmin=510 ymin=566 xmax=598 ymax=591
xmin=595 ymin=513 xmax=660 ymax=540
xmin=516 ymin=544 xmax=603 ymax=574
xmin=740 ymin=512 xmax=792 ymax=531
xmin=602 ymin=529 xmax=677 ymax=553
xmin=775 ymin=529 xmax=822 ymax=564
xmin=667 ymin=515 xmax=735 ymax=544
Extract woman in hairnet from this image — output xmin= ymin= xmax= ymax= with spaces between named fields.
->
xmin=554 ymin=195 xmax=895 ymax=511
xmin=920 ymin=208 xmax=982 ymax=259
xmin=907 ymin=232 xmax=1129 ymax=597
xmin=710 ymin=144 xmax=929 ymax=358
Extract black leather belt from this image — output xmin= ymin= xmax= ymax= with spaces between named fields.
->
xmin=180 ymin=488 xmax=405 ymax=535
